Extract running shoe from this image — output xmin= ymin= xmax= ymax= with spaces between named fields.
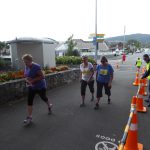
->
xmin=48 ymin=104 xmax=53 ymax=115
xmin=94 ymin=103 xmax=99 ymax=110
xmin=23 ymin=116 xmax=32 ymax=124
xmin=108 ymin=99 xmax=111 ymax=104
xmin=80 ymin=103 xmax=85 ymax=107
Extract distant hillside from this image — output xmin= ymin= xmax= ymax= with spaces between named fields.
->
xmin=106 ymin=34 xmax=150 ymax=43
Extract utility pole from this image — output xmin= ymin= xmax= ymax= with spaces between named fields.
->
xmin=95 ymin=0 xmax=98 ymax=61
xmin=123 ymin=25 xmax=126 ymax=52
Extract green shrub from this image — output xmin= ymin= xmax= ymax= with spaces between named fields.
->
xmin=0 ymin=58 xmax=10 ymax=67
xmin=56 ymin=56 xmax=96 ymax=65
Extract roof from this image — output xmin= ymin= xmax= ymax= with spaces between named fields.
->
xmin=55 ymin=39 xmax=109 ymax=52
xmin=55 ymin=43 xmax=68 ymax=51
xmin=7 ymin=37 xmax=58 ymax=44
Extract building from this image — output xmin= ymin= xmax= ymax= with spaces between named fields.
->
xmin=8 ymin=37 xmax=58 ymax=69
xmin=55 ymin=39 xmax=109 ymax=57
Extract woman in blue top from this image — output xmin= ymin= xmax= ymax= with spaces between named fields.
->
xmin=94 ymin=56 xmax=114 ymax=109
xmin=22 ymin=54 xmax=52 ymax=124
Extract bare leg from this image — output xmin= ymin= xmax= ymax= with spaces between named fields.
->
xmin=27 ymin=105 xmax=33 ymax=117
xmin=45 ymin=100 xmax=53 ymax=114
xmin=94 ymin=97 xmax=100 ymax=109
xmin=46 ymin=99 xmax=53 ymax=108
xmin=91 ymin=92 xmax=94 ymax=101
xmin=96 ymin=97 xmax=100 ymax=104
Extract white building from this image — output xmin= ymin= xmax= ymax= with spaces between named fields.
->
xmin=8 ymin=37 xmax=58 ymax=69
xmin=55 ymin=39 xmax=110 ymax=57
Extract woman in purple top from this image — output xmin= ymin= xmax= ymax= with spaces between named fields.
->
xmin=22 ymin=54 xmax=52 ymax=124
xmin=94 ymin=56 xmax=114 ymax=109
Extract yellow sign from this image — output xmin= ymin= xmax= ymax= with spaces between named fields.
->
xmin=89 ymin=33 xmax=96 ymax=37
xmin=97 ymin=39 xmax=104 ymax=43
xmin=89 ymin=33 xmax=105 ymax=38
xmin=96 ymin=34 xmax=105 ymax=36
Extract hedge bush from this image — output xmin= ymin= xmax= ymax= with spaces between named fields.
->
xmin=0 ymin=58 xmax=10 ymax=67
xmin=56 ymin=56 xmax=96 ymax=65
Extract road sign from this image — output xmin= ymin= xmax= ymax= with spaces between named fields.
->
xmin=89 ymin=33 xmax=105 ymax=38
xmin=96 ymin=34 xmax=105 ymax=36
xmin=89 ymin=33 xmax=96 ymax=38
xmin=92 ymin=37 xmax=97 ymax=45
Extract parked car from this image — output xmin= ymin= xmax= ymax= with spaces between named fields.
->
xmin=136 ymin=50 xmax=141 ymax=53
xmin=113 ymin=49 xmax=120 ymax=56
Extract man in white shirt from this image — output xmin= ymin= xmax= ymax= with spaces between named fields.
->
xmin=80 ymin=56 xmax=95 ymax=107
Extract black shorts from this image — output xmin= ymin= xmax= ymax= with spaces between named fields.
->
xmin=28 ymin=87 xmax=48 ymax=106
xmin=81 ymin=80 xmax=94 ymax=96
xmin=97 ymin=81 xmax=111 ymax=98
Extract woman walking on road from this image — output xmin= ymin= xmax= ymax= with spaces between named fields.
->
xmin=80 ymin=55 xmax=94 ymax=107
xmin=94 ymin=56 xmax=114 ymax=109
xmin=22 ymin=54 xmax=52 ymax=124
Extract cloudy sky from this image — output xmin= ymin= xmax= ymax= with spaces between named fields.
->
xmin=0 ymin=0 xmax=150 ymax=41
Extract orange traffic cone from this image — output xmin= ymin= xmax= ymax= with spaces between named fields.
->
xmin=123 ymin=106 xmax=143 ymax=150
xmin=136 ymin=80 xmax=147 ymax=113
xmin=133 ymin=76 xmax=140 ymax=86
xmin=143 ymin=78 xmax=147 ymax=87
xmin=131 ymin=96 xmax=137 ymax=105
xmin=116 ymin=62 xmax=119 ymax=69
xmin=136 ymin=72 xmax=139 ymax=78
xmin=140 ymin=79 xmax=147 ymax=96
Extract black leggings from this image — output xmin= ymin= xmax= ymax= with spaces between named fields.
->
xmin=81 ymin=80 xmax=94 ymax=96
xmin=97 ymin=82 xmax=111 ymax=98
xmin=28 ymin=88 xmax=48 ymax=106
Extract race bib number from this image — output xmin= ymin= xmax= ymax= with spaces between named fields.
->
xmin=82 ymin=70 xmax=90 ymax=75
xmin=99 ymin=69 xmax=108 ymax=75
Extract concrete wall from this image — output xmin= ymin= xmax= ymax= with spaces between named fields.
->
xmin=43 ymin=43 xmax=57 ymax=67
xmin=0 ymin=69 xmax=80 ymax=105
xmin=16 ymin=42 xmax=43 ymax=69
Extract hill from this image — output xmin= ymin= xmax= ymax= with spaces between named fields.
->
xmin=106 ymin=33 xmax=150 ymax=43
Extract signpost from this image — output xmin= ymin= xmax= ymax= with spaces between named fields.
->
xmin=89 ymin=33 xmax=105 ymax=61
xmin=89 ymin=0 xmax=105 ymax=61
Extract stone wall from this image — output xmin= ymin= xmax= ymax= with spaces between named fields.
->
xmin=0 ymin=69 xmax=80 ymax=105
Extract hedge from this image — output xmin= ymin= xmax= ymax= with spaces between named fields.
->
xmin=56 ymin=56 xmax=96 ymax=65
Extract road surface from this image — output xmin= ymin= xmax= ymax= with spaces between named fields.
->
xmin=0 ymin=53 xmax=150 ymax=150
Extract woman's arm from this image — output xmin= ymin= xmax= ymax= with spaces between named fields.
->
xmin=27 ymin=70 xmax=44 ymax=84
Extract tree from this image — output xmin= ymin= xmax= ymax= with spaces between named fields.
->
xmin=118 ymin=42 xmax=123 ymax=50
xmin=72 ymin=49 xmax=80 ymax=56
xmin=65 ymin=35 xmax=77 ymax=56
xmin=126 ymin=39 xmax=141 ymax=52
